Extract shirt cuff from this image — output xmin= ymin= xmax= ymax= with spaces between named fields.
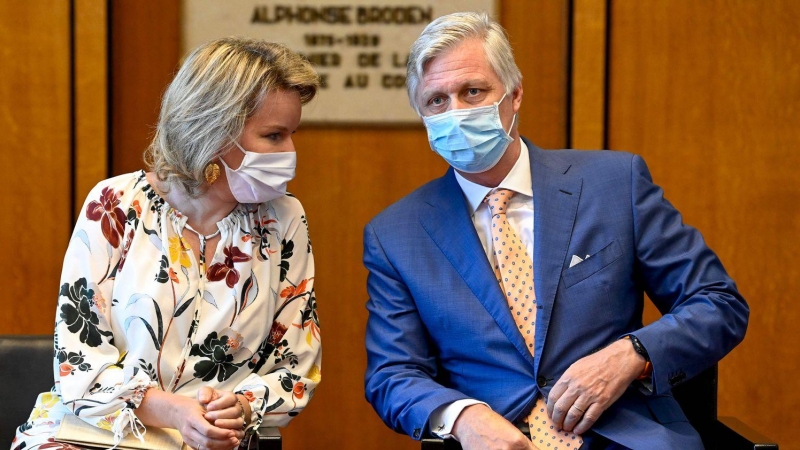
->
xmin=429 ymin=399 xmax=489 ymax=439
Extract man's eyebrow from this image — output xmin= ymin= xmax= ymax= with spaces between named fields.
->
xmin=419 ymin=88 xmax=443 ymax=100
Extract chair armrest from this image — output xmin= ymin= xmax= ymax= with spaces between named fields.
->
xmin=421 ymin=438 xmax=462 ymax=450
xmin=717 ymin=417 xmax=778 ymax=449
xmin=257 ymin=426 xmax=282 ymax=450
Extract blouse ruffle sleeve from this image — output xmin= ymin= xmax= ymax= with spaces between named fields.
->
xmin=236 ymin=198 xmax=321 ymax=430
xmin=54 ymin=179 xmax=157 ymax=441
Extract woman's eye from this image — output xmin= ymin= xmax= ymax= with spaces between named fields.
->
xmin=265 ymin=133 xmax=280 ymax=141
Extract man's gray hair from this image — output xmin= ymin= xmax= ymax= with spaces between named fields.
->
xmin=146 ymin=37 xmax=319 ymax=197
xmin=406 ymin=11 xmax=522 ymax=115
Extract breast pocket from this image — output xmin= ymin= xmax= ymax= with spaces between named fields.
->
xmin=562 ymin=239 xmax=623 ymax=289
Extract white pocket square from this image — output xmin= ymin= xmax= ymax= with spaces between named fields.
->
xmin=569 ymin=254 xmax=592 ymax=268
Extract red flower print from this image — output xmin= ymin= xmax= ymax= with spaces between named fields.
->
xmin=168 ymin=268 xmax=179 ymax=283
xmin=117 ymin=229 xmax=135 ymax=273
xmin=207 ymin=245 xmax=251 ymax=288
xmin=132 ymin=200 xmax=142 ymax=217
xmin=243 ymin=391 xmax=256 ymax=402
xmin=268 ymin=321 xmax=288 ymax=345
xmin=86 ymin=186 xmax=126 ymax=248
xmin=59 ymin=363 xmax=74 ymax=376
xmin=292 ymin=382 xmax=306 ymax=399
xmin=256 ymin=217 xmax=277 ymax=227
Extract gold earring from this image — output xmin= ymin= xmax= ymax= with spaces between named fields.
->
xmin=204 ymin=162 xmax=220 ymax=184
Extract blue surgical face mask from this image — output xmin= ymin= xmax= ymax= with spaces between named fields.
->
xmin=422 ymin=93 xmax=516 ymax=173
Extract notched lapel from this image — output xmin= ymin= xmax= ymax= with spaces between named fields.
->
xmin=529 ymin=145 xmax=582 ymax=371
xmin=419 ymin=171 xmax=536 ymax=368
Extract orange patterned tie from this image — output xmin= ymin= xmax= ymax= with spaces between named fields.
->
xmin=485 ymin=190 xmax=583 ymax=450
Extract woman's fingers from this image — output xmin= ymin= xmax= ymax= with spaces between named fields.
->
xmin=206 ymin=389 xmax=237 ymax=411
xmin=196 ymin=385 xmax=218 ymax=406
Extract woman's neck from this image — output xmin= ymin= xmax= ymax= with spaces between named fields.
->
xmin=146 ymin=172 xmax=238 ymax=236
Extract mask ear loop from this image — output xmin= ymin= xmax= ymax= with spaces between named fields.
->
xmin=505 ymin=112 xmax=517 ymax=137
xmin=496 ymin=92 xmax=508 ymax=107
xmin=231 ymin=140 xmax=248 ymax=154
xmin=219 ymin=134 xmax=248 ymax=173
xmin=497 ymin=91 xmax=516 ymax=137
xmin=224 ymin=132 xmax=248 ymax=154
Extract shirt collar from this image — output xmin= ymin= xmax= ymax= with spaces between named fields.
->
xmin=455 ymin=141 xmax=533 ymax=215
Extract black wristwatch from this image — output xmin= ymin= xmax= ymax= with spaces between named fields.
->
xmin=627 ymin=335 xmax=650 ymax=362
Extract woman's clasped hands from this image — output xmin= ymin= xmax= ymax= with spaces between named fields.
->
xmin=171 ymin=387 xmax=249 ymax=450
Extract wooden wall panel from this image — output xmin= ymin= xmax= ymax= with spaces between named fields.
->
xmin=0 ymin=1 xmax=72 ymax=334
xmin=110 ymin=2 xmax=569 ymax=448
xmin=502 ymin=0 xmax=570 ymax=149
xmin=282 ymin=128 xmax=447 ymax=449
xmin=607 ymin=1 xmax=800 ymax=447
xmin=570 ymin=0 xmax=607 ymax=149
xmin=110 ymin=0 xmax=180 ymax=176
xmin=74 ymin=0 xmax=109 ymax=217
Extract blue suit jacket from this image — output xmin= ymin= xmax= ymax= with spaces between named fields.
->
xmin=363 ymin=140 xmax=748 ymax=449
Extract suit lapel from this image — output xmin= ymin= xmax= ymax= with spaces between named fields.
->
xmin=527 ymin=142 xmax=582 ymax=373
xmin=419 ymin=170 xmax=536 ymax=368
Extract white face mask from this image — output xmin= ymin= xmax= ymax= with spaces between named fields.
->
xmin=219 ymin=141 xmax=296 ymax=204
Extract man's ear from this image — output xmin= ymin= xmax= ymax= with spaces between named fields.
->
xmin=511 ymin=84 xmax=523 ymax=114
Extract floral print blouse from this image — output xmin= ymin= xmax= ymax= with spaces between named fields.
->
xmin=13 ymin=171 xmax=320 ymax=448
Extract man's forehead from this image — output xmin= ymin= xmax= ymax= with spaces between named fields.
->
xmin=419 ymin=42 xmax=497 ymax=93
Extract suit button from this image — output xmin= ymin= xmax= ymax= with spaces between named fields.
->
xmin=537 ymin=376 xmax=547 ymax=388
xmin=413 ymin=429 xmax=420 ymax=439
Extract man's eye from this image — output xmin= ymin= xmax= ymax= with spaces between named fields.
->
xmin=430 ymin=97 xmax=443 ymax=105
xmin=467 ymin=88 xmax=480 ymax=96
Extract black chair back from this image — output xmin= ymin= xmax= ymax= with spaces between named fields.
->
xmin=673 ymin=365 xmax=718 ymax=449
xmin=0 ymin=334 xmax=54 ymax=448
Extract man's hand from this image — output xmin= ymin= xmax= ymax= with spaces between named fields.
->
xmin=452 ymin=404 xmax=535 ymax=450
xmin=546 ymin=338 xmax=646 ymax=435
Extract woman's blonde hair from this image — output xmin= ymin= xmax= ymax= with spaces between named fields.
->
xmin=146 ymin=37 xmax=319 ymax=196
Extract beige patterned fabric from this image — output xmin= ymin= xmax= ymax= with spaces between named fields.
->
xmin=485 ymin=189 xmax=583 ymax=450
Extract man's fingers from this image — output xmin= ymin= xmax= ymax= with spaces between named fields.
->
xmin=560 ymin=403 xmax=589 ymax=432
xmin=573 ymin=403 xmax=603 ymax=435
xmin=546 ymin=379 xmax=569 ymax=418
xmin=549 ymin=388 xmax=579 ymax=430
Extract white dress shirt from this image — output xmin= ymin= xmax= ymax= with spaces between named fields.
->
xmin=429 ymin=142 xmax=535 ymax=438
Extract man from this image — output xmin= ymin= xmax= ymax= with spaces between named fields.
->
xmin=363 ymin=11 xmax=748 ymax=450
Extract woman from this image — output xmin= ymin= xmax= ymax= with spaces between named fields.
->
xmin=12 ymin=37 xmax=321 ymax=450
